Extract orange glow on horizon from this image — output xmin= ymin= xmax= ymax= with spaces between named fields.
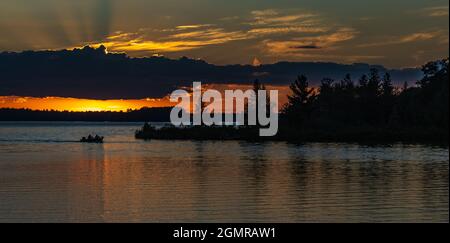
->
xmin=0 ymin=96 xmax=173 ymax=112
xmin=0 ymin=85 xmax=291 ymax=112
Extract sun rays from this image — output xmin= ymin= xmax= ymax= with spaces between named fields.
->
xmin=0 ymin=0 xmax=113 ymax=51
xmin=0 ymin=1 xmax=448 ymax=66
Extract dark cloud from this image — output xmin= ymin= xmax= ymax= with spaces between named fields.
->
xmin=0 ymin=47 xmax=423 ymax=99
xmin=292 ymin=45 xmax=321 ymax=49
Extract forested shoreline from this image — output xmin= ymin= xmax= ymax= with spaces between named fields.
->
xmin=136 ymin=58 xmax=449 ymax=143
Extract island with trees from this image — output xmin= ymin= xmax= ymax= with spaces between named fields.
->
xmin=136 ymin=58 xmax=448 ymax=143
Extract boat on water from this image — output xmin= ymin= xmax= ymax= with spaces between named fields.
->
xmin=80 ymin=135 xmax=104 ymax=143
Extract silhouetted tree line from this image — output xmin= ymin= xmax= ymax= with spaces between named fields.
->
xmin=0 ymin=107 xmax=172 ymax=122
xmin=136 ymin=59 xmax=448 ymax=143
xmin=279 ymin=58 xmax=448 ymax=142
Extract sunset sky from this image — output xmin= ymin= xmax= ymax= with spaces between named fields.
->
xmin=0 ymin=0 xmax=448 ymax=67
xmin=0 ymin=96 xmax=172 ymax=112
xmin=0 ymin=85 xmax=291 ymax=112
xmin=0 ymin=0 xmax=448 ymax=111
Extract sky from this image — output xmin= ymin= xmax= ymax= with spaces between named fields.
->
xmin=0 ymin=0 xmax=448 ymax=111
xmin=0 ymin=96 xmax=172 ymax=112
xmin=0 ymin=84 xmax=292 ymax=112
xmin=0 ymin=0 xmax=448 ymax=68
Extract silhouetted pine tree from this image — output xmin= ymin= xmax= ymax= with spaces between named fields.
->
xmin=416 ymin=58 xmax=449 ymax=129
xmin=382 ymin=73 xmax=394 ymax=97
xmin=402 ymin=81 xmax=409 ymax=92
xmin=368 ymin=68 xmax=382 ymax=97
xmin=358 ymin=74 xmax=368 ymax=89
xmin=319 ymin=77 xmax=334 ymax=110
xmin=381 ymin=72 xmax=395 ymax=124
xmin=342 ymin=74 xmax=354 ymax=90
xmin=283 ymin=75 xmax=316 ymax=124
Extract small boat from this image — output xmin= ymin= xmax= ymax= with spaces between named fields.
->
xmin=80 ymin=135 xmax=104 ymax=143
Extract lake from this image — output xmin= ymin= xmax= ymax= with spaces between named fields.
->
xmin=0 ymin=122 xmax=448 ymax=223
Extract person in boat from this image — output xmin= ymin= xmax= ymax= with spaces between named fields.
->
xmin=81 ymin=134 xmax=103 ymax=143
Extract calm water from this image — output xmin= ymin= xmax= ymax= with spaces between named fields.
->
xmin=0 ymin=122 xmax=448 ymax=223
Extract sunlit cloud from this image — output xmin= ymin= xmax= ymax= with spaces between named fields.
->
xmin=98 ymin=39 xmax=210 ymax=53
xmin=106 ymin=31 xmax=137 ymax=40
xmin=169 ymin=28 xmax=247 ymax=40
xmin=0 ymin=1 xmax=448 ymax=67
xmin=257 ymin=27 xmax=376 ymax=63
xmin=88 ymin=27 xmax=252 ymax=53
xmin=83 ymin=9 xmax=327 ymax=55
xmin=245 ymin=9 xmax=335 ymax=40
xmin=68 ymin=8 xmax=360 ymax=62
xmin=249 ymin=9 xmax=317 ymax=26
xmin=252 ymin=57 xmax=262 ymax=67
xmin=420 ymin=6 xmax=449 ymax=17
xmin=176 ymin=24 xmax=213 ymax=30
xmin=248 ymin=26 xmax=329 ymax=36
xmin=251 ymin=9 xmax=279 ymax=17
xmin=358 ymin=31 xmax=444 ymax=47
xmin=220 ymin=16 xmax=240 ymax=21
xmin=401 ymin=32 xmax=439 ymax=42
xmin=262 ymin=27 xmax=358 ymax=55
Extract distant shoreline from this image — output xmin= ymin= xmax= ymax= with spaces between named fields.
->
xmin=0 ymin=107 xmax=172 ymax=122
xmin=0 ymin=120 xmax=447 ymax=145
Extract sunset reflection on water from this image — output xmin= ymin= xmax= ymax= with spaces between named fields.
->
xmin=0 ymin=122 xmax=448 ymax=223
